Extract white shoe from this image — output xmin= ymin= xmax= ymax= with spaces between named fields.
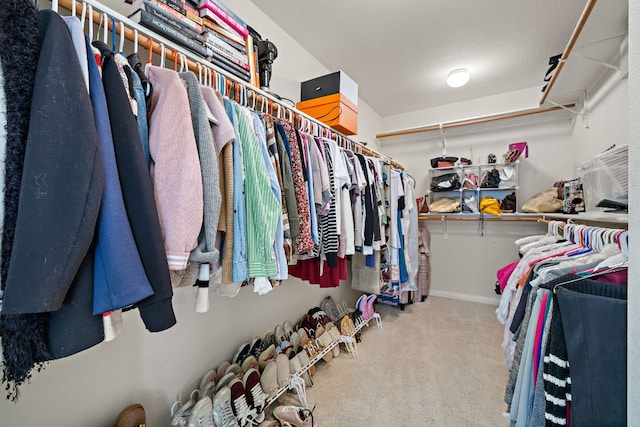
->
xmin=212 ymin=387 xmax=238 ymax=427
xmin=187 ymin=396 xmax=214 ymax=427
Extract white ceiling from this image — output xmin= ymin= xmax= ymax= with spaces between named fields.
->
xmin=250 ymin=0 xmax=589 ymax=117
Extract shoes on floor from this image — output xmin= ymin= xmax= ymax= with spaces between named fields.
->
xmin=289 ymin=330 xmax=300 ymax=350
xmin=233 ymin=342 xmax=251 ymax=364
xmin=241 ymin=355 xmax=259 ymax=374
xmin=355 ymin=295 xmax=368 ymax=319
xmin=226 ymin=363 xmax=242 ymax=377
xmin=273 ymin=405 xmax=317 ymax=427
xmin=243 ymin=368 xmax=269 ymax=417
xmin=215 ymin=372 xmax=237 ymax=394
xmin=260 ymin=360 xmax=279 ymax=399
xmin=274 ymin=324 xmax=286 ymax=346
xmin=187 ymin=396 xmax=214 ymax=427
xmin=217 ymin=361 xmax=231 ymax=380
xmin=276 ymin=353 xmax=291 ymax=388
xmin=250 ymin=337 xmax=263 ymax=359
xmin=320 ymin=296 xmax=341 ymax=322
xmin=199 ymin=370 xmax=217 ymax=398
xmin=258 ymin=344 xmax=276 ymax=370
xmin=229 ymin=378 xmax=258 ymax=427
xmin=115 ymin=403 xmax=146 ymax=427
xmin=212 ymin=387 xmax=238 ymax=427
xmin=365 ymin=294 xmax=377 ymax=320
xmin=282 ymin=320 xmax=294 ymax=341
xmin=170 ymin=390 xmax=199 ymax=427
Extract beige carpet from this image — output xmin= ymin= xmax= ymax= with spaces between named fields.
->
xmin=281 ymin=296 xmax=509 ymax=426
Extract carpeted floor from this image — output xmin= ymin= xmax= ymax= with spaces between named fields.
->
xmin=277 ymin=296 xmax=509 ymax=426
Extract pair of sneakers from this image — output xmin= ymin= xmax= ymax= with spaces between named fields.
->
xmin=356 ymin=294 xmax=377 ymax=321
xmin=211 ymin=368 xmax=269 ymax=427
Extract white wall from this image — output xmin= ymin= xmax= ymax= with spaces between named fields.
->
xmin=379 ymin=78 xmax=628 ymax=303
xmin=0 ymin=1 xmax=380 ymax=425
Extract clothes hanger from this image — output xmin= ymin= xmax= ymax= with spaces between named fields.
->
xmin=118 ymin=21 xmax=126 ymax=54
xmin=52 ymin=0 xmax=58 ymax=13
xmin=101 ymin=13 xmax=108 ymax=45
xmin=159 ymin=43 xmax=166 ymax=69
xmin=554 ymin=264 xmax=627 ymax=293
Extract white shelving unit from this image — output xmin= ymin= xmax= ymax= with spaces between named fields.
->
xmin=427 ymin=161 xmax=519 ymax=215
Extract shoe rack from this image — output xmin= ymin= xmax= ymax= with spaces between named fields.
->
xmin=265 ymin=314 xmax=378 ymax=408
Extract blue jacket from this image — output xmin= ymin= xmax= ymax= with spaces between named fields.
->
xmin=87 ymin=36 xmax=154 ymax=315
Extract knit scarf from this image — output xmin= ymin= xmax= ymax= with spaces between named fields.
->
xmin=0 ymin=1 xmax=50 ymax=401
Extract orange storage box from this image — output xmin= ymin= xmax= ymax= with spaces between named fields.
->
xmin=296 ymin=93 xmax=358 ymax=136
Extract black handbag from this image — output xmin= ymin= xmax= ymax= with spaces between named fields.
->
xmin=430 ymin=173 xmax=461 ymax=192
xmin=480 ymin=169 xmax=501 ymax=188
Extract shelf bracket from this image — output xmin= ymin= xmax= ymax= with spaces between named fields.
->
xmin=545 ymin=91 xmax=589 ymax=128
xmin=569 ymin=51 xmax=621 ymax=74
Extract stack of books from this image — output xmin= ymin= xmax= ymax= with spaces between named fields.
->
xmin=128 ymin=0 xmax=258 ymax=85
xmin=198 ymin=0 xmax=257 ymax=84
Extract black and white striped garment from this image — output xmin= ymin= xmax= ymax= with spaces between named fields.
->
xmin=542 ymin=297 xmax=571 ymax=427
xmin=321 ymin=140 xmax=339 ymax=267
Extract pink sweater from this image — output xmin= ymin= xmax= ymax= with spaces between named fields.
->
xmin=146 ymin=65 xmax=203 ymax=270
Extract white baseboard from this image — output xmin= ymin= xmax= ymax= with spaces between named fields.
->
xmin=428 ymin=290 xmax=500 ymax=306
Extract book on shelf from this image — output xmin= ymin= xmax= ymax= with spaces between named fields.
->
xmin=130 ymin=4 xmax=204 ymax=43
xmin=155 ymin=0 xmax=205 ymax=26
xmin=202 ymin=17 xmax=245 ymax=46
xmin=130 ymin=0 xmax=204 ymax=33
xmin=197 ymin=1 xmax=248 ymax=39
xmin=199 ymin=0 xmax=246 ymax=29
xmin=129 ymin=9 xmax=208 ymax=58
xmin=207 ymin=45 xmax=249 ymax=72
xmin=205 ymin=34 xmax=249 ymax=66
xmin=204 ymin=27 xmax=246 ymax=53
xmin=209 ymin=54 xmax=251 ymax=82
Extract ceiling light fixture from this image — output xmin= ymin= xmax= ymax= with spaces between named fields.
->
xmin=446 ymin=68 xmax=470 ymax=88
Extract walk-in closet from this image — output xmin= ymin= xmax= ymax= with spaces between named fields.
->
xmin=0 ymin=0 xmax=635 ymax=426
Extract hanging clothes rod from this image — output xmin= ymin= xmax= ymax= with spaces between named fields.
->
xmin=538 ymin=0 xmax=598 ymax=105
xmin=419 ymin=215 xmax=542 ymax=222
xmin=375 ymin=104 xmax=576 ymax=140
xmin=54 ymin=0 xmax=404 ymax=170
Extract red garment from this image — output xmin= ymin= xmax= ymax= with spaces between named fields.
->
xmin=288 ymin=257 xmax=347 ymax=288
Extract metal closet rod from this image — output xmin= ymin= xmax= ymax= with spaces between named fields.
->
xmin=538 ymin=0 xmax=598 ymax=105
xmin=419 ymin=215 xmax=542 ymax=223
xmin=53 ymin=0 xmax=404 ymax=170
xmin=375 ymin=103 xmax=576 ymax=140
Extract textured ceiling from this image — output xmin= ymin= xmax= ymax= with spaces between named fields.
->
xmin=250 ymin=0 xmax=589 ymax=117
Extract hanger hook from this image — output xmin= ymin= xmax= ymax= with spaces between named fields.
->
xmin=119 ymin=21 xmax=126 ymax=53
xmin=159 ymin=43 xmax=166 ymax=68
xmin=87 ymin=4 xmax=94 ymax=41
xmin=102 ymin=13 xmax=108 ymax=44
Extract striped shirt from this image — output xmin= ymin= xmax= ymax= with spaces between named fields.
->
xmin=234 ymin=104 xmax=279 ymax=278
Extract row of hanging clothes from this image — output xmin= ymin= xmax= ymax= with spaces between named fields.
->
xmin=0 ymin=0 xmax=408 ymax=400
xmin=495 ymin=220 xmax=629 ymax=426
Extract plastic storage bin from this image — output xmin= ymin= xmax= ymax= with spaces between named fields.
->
xmin=576 ymin=145 xmax=628 ymax=212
